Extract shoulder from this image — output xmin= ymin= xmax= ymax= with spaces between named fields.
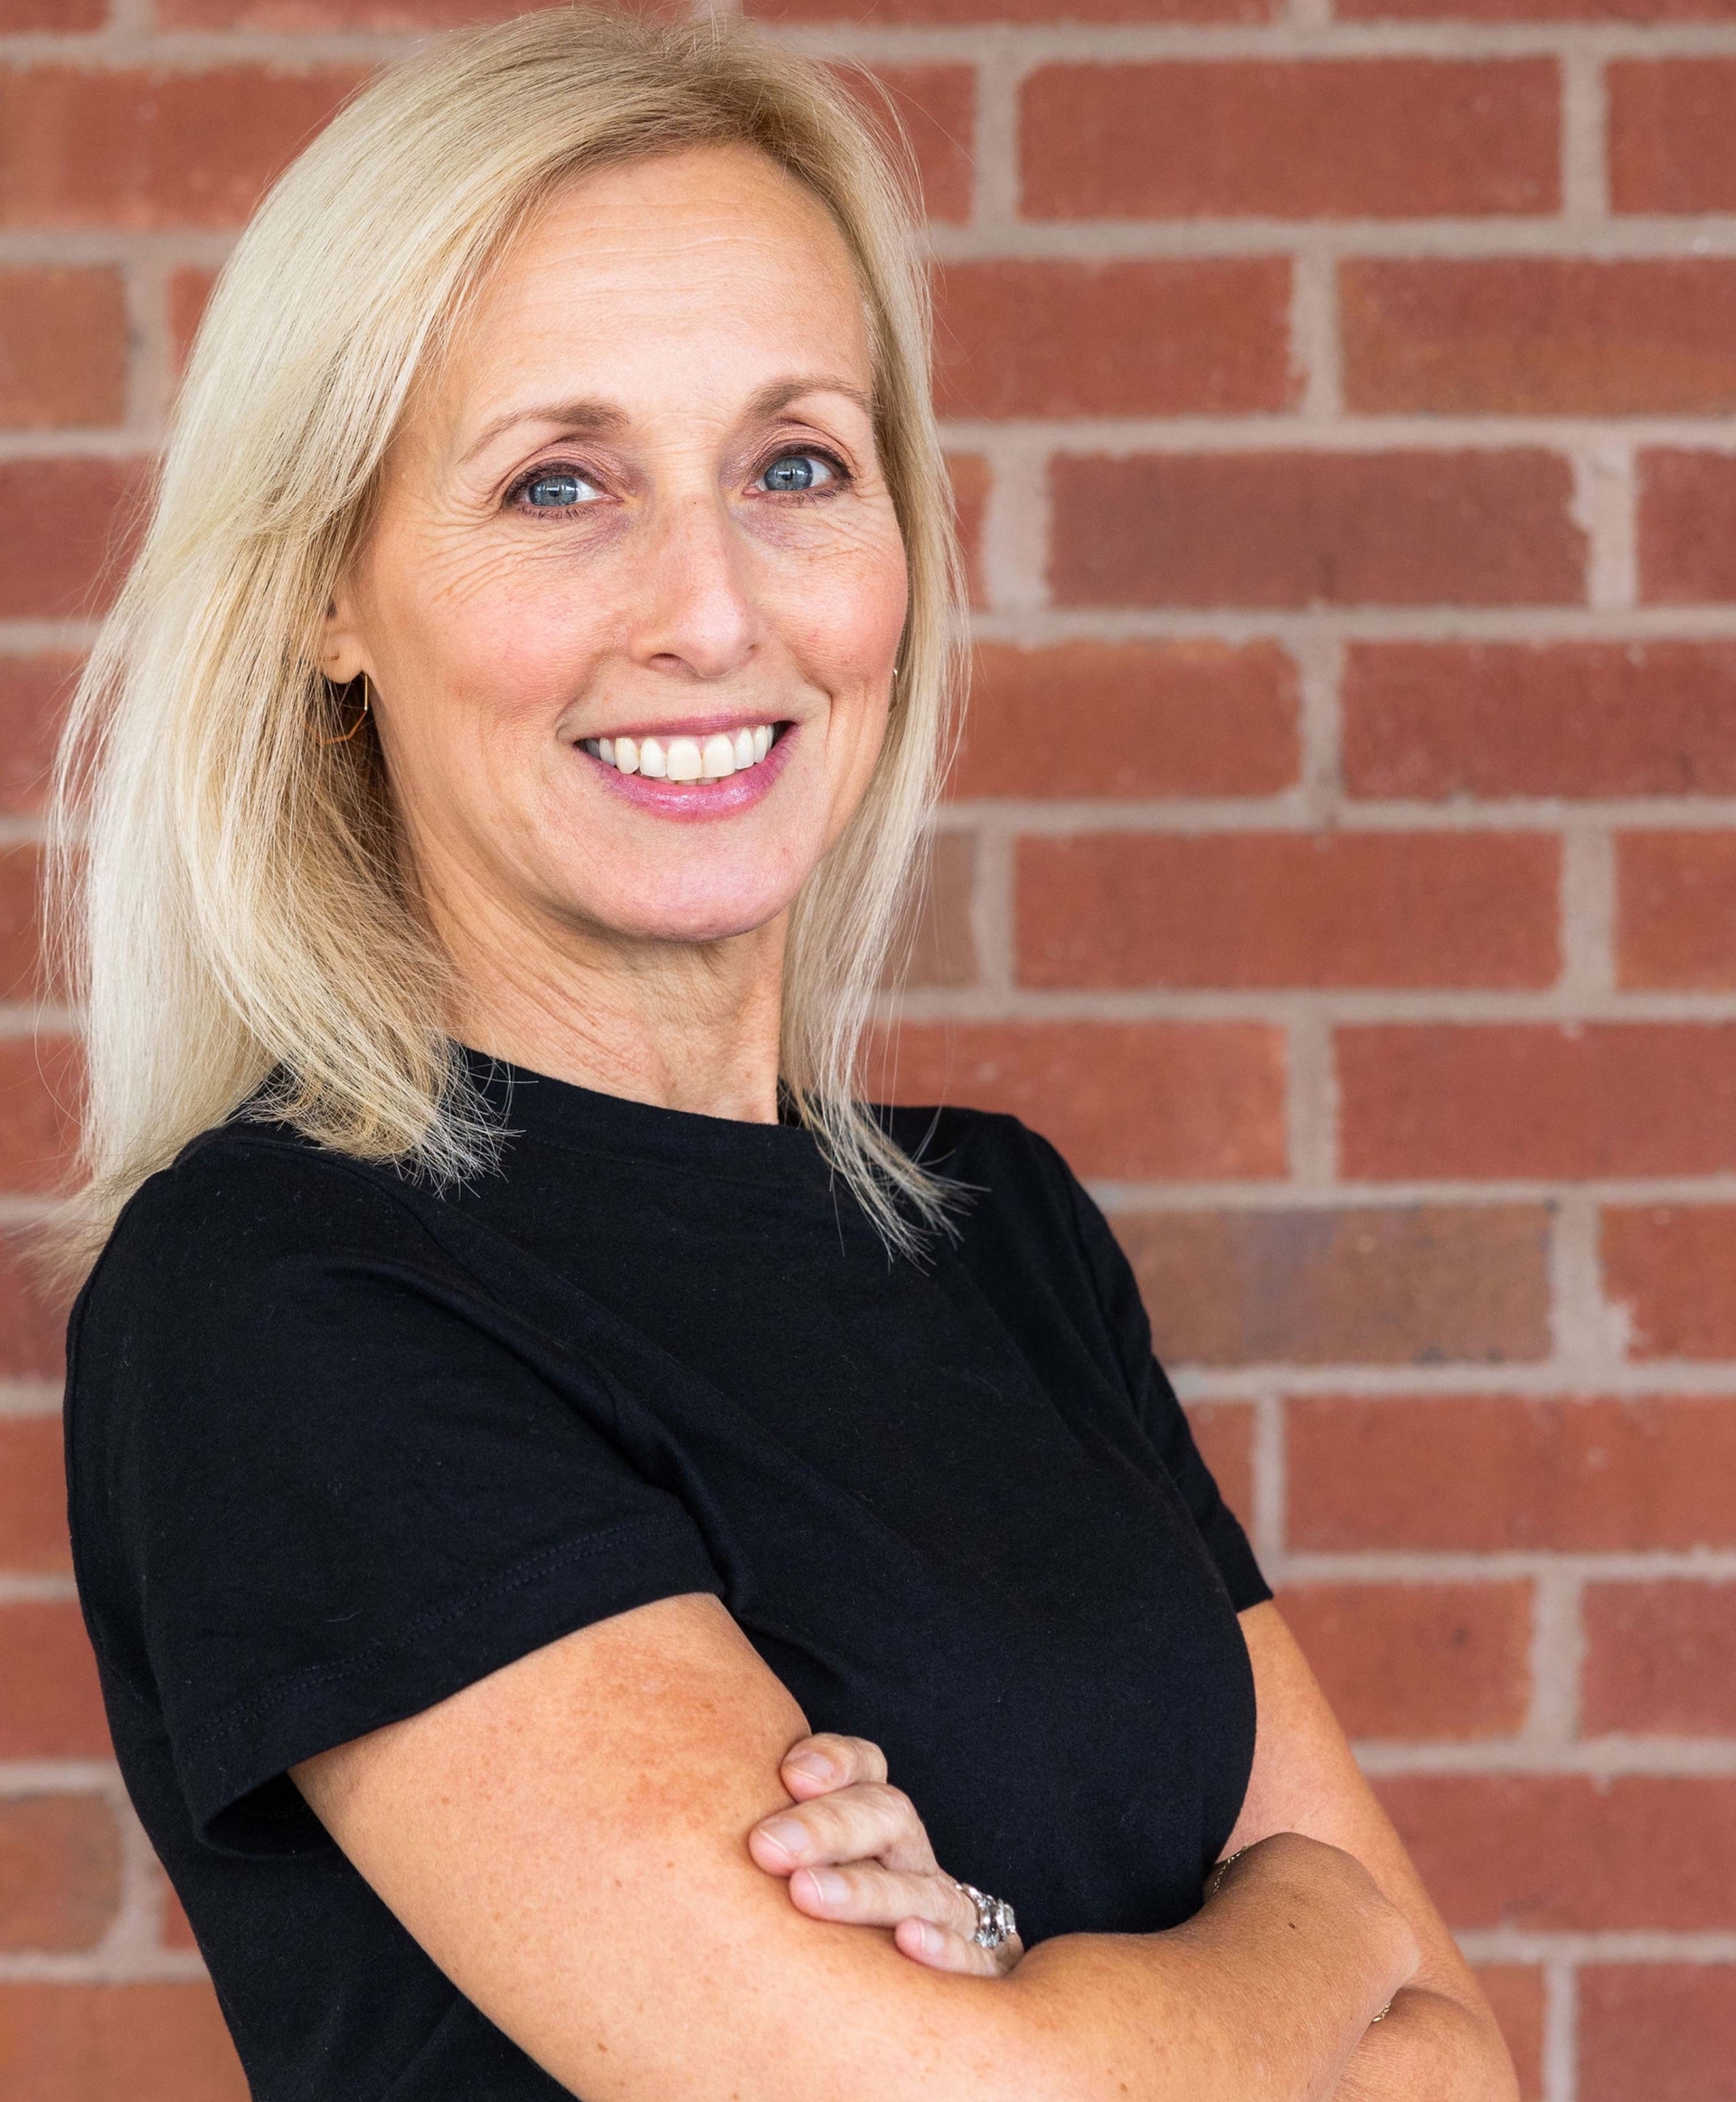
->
xmin=882 ymin=1100 xmax=1094 ymax=1243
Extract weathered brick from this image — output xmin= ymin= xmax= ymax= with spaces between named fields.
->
xmin=1618 ymin=833 xmax=1736 ymax=987
xmin=1604 ymin=1205 xmax=1736 ymax=1358
xmin=1609 ymin=60 xmax=1736 ymax=215
xmin=0 ymin=1036 xmax=80 ymax=1196
xmin=1474 ymin=1967 xmax=1543 ymax=2102
xmin=1289 ymin=1394 xmax=1736 ymax=1551
xmin=0 ymin=1984 xmax=246 ymax=2102
xmin=1638 ymin=449 xmax=1736 ymax=604
xmin=0 ymin=458 xmax=149 ymax=620
xmin=936 ymin=260 xmax=1294 ymax=419
xmin=0 ymin=66 xmax=365 ymax=230
xmin=0 ymin=655 xmax=77 ymax=816
xmin=954 ymin=641 xmax=1298 ymax=803
xmin=946 ymin=453 xmax=988 ymax=611
xmin=0 ymin=1797 xmax=119 ymax=1953
xmin=0 ymin=1231 xmax=71 ymax=1380
xmin=1181 ymin=1400 xmax=1254 ymax=1525
xmin=1376 ymin=1776 xmax=1736 ymax=1930
xmin=873 ymin=1022 xmax=1287 ymax=1180
xmin=1344 ymin=641 xmax=1736 ymax=799
xmin=844 ymin=66 xmax=975 ymax=227
xmin=1021 ymin=61 xmax=1559 ymax=220
xmin=161 ymin=0 xmax=555 ymax=24
xmin=1339 ymin=1023 xmax=1736 ymax=1180
xmin=1346 ymin=0 xmax=1734 ymax=18
xmin=0 ymin=1601 xmax=108 ymax=1758
xmin=1342 ymin=259 xmax=1736 ymax=415
xmin=1579 ymin=1966 xmax=1736 ymax=2102
xmin=0 ymin=844 xmax=45 ymax=1000
xmin=1117 ymin=1205 xmax=1551 ymax=1368
xmin=2 ymin=0 xmax=107 ymax=25
xmin=0 ymin=269 xmax=126 ymax=430
xmin=894 ymin=832 xmax=976 ymax=990
xmin=1017 ymin=833 xmax=1559 ymax=989
xmin=1279 ymin=1581 xmax=1531 ymax=1739
xmin=1050 ymin=452 xmax=1586 ymax=610
xmin=1584 ymin=1580 xmax=1736 ymax=1736
xmin=0 ymin=1415 xmax=69 ymax=1574
xmin=168 ymin=267 xmax=218 ymax=375
xmin=750 ymin=0 xmax=1270 ymax=23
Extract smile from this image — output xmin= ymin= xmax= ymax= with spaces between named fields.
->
xmin=580 ymin=724 xmax=777 ymax=782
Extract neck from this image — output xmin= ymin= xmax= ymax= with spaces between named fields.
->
xmin=431 ymin=874 xmax=788 ymax=1128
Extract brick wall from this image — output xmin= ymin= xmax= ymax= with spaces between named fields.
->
xmin=3 ymin=0 xmax=1735 ymax=2095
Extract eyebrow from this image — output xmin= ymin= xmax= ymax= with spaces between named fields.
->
xmin=458 ymin=374 xmax=875 ymax=468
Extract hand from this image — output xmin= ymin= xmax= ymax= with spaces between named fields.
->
xmin=748 ymin=1732 xmax=1024 ymax=1977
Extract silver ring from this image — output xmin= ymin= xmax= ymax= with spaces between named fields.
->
xmin=953 ymin=1879 xmax=1016 ymax=1950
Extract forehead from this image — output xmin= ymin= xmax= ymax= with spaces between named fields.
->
xmin=432 ymin=144 xmax=874 ymax=440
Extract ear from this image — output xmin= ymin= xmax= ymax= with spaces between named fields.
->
xmin=321 ymin=582 xmax=371 ymax=688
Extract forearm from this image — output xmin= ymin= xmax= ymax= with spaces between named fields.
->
xmin=1328 ymin=1986 xmax=1520 ymax=2102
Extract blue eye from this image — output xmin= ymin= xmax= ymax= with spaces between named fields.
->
xmin=761 ymin=453 xmax=837 ymax=494
xmin=522 ymin=470 xmax=597 ymax=508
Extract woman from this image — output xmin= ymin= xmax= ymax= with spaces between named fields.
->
xmin=56 ymin=11 xmax=1516 ymax=2099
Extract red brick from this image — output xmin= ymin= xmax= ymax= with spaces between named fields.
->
xmin=1610 ymin=60 xmax=1736 ymax=215
xmin=0 ymin=458 xmax=148 ymax=620
xmin=162 ymin=0 xmax=545 ymax=21
xmin=0 ymin=1232 xmax=71 ymax=1379
xmin=840 ymin=66 xmax=975 ymax=228
xmin=1050 ymin=451 xmax=1586 ymax=610
xmin=0 ymin=655 xmax=77 ymax=815
xmin=1473 ymin=1967 xmax=1543 ymax=2102
xmin=1618 ymin=833 xmax=1736 ymax=987
xmin=0 ymin=269 xmax=125 ymax=430
xmin=750 ymin=0 xmax=1269 ymax=24
xmin=1639 ymin=450 xmax=1736 ymax=604
xmin=1021 ymin=61 xmax=1559 ymax=220
xmin=1344 ymin=258 xmax=1736 ymax=416
xmin=873 ymin=1022 xmax=1287 ymax=1180
xmin=1 ymin=0 xmax=106 ymax=24
xmin=954 ymin=642 xmax=1299 ymax=802
xmin=1344 ymin=641 xmax=1736 ymax=799
xmin=0 ymin=844 xmax=45 ymax=999
xmin=895 ymin=832 xmax=976 ymax=990
xmin=0 ymin=1601 xmax=108 ymax=1758
xmin=936 ymin=260 xmax=1293 ymax=419
xmin=1376 ymin=1776 xmax=1736 ymax=1930
xmin=947 ymin=454 xmax=988 ymax=612
xmin=1580 ymin=1966 xmax=1736 ymax=2102
xmin=1118 ymin=1205 xmax=1550 ymax=1368
xmin=1289 ymin=1394 xmax=1736 ymax=1552
xmin=0 ymin=1984 xmax=246 ymax=2102
xmin=0 ymin=1037 xmax=79 ymax=1195
xmin=1339 ymin=1023 xmax=1736 ymax=1180
xmin=0 ymin=1797 xmax=119 ymax=1952
xmin=1604 ymin=1205 xmax=1736 ymax=1358
xmin=1182 ymin=1400 xmax=1254 ymax=1523
xmin=1278 ymin=1581 xmax=1531 ymax=1739
xmin=168 ymin=267 xmax=217 ymax=377
xmin=0 ymin=67 xmax=365 ymax=231
xmin=1017 ymin=833 xmax=1559 ymax=990
xmin=0 ymin=1415 xmax=69 ymax=1574
xmin=1346 ymin=0 xmax=1735 ymax=17
xmin=1584 ymin=1580 xmax=1736 ymax=1736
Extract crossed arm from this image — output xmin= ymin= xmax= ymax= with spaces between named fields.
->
xmin=292 ymin=1594 xmax=1517 ymax=2102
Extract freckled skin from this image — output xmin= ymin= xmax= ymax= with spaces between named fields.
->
xmin=322 ymin=145 xmax=909 ymax=1114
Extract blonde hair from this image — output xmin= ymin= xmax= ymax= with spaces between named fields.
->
xmin=51 ymin=5 xmax=967 ymax=1273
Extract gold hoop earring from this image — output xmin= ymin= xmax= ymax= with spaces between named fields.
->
xmin=319 ymin=671 xmax=371 ymax=746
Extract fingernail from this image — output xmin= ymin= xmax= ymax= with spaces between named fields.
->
xmin=803 ymin=1868 xmax=848 ymax=1905
xmin=757 ymin=1817 xmax=807 ymax=1860
xmin=785 ymin=1749 xmax=835 ymax=1781
xmin=910 ymin=1919 xmax=941 ymax=1956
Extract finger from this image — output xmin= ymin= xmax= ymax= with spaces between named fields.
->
xmin=893 ymin=1914 xmax=1024 ymax=1979
xmin=779 ymin=1733 xmax=888 ymax=1798
xmin=786 ymin=1861 xmax=979 ymax=1941
xmin=750 ymin=1781 xmax=936 ymax=1878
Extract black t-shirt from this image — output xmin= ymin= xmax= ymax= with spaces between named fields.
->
xmin=66 ymin=1058 xmax=1270 ymax=2101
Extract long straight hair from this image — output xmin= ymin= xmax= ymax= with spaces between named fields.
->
xmin=50 ymin=5 xmax=967 ymax=1274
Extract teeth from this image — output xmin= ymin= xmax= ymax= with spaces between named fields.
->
xmin=582 ymin=724 xmax=778 ymax=783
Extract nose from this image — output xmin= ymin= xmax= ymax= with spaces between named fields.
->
xmin=627 ymin=489 xmax=760 ymax=683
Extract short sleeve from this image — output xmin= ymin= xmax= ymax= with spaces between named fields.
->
xmin=67 ymin=1140 xmax=723 ymax=1856
xmin=1034 ymin=1136 xmax=1271 ymax=1613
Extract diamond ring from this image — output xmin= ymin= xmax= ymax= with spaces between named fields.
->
xmin=952 ymin=1879 xmax=1017 ymax=1950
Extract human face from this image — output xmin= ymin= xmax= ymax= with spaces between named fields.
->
xmin=324 ymin=144 xmax=909 ymax=967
